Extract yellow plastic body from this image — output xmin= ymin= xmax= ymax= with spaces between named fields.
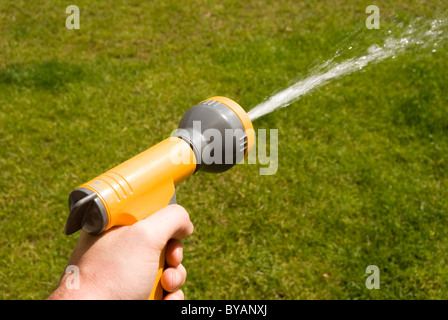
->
xmin=73 ymin=97 xmax=253 ymax=300
xmin=78 ymin=137 xmax=196 ymax=299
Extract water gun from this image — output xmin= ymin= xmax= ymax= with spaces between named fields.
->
xmin=63 ymin=96 xmax=254 ymax=299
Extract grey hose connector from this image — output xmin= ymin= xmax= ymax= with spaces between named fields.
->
xmin=173 ymin=99 xmax=248 ymax=173
xmin=65 ymin=188 xmax=108 ymax=235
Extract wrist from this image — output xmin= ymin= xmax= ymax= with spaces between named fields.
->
xmin=48 ymin=268 xmax=106 ymax=300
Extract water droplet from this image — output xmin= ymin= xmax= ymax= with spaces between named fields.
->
xmin=367 ymin=44 xmax=381 ymax=54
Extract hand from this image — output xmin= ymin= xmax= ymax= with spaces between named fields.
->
xmin=48 ymin=204 xmax=194 ymax=300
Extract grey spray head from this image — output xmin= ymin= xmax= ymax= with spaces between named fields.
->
xmin=173 ymin=99 xmax=248 ymax=173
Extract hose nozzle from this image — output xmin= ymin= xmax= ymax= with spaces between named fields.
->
xmin=64 ymin=96 xmax=254 ymax=236
xmin=174 ymin=96 xmax=254 ymax=173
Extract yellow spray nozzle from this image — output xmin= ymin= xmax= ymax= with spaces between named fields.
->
xmin=64 ymin=96 xmax=253 ymax=235
xmin=64 ymin=96 xmax=254 ymax=299
xmin=65 ymin=136 xmax=196 ymax=235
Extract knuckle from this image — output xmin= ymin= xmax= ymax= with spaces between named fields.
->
xmin=133 ymin=220 xmax=153 ymax=241
xmin=170 ymin=204 xmax=191 ymax=223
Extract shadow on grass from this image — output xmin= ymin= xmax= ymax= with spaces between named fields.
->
xmin=0 ymin=61 xmax=85 ymax=90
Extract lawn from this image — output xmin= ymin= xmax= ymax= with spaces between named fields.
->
xmin=0 ymin=0 xmax=447 ymax=299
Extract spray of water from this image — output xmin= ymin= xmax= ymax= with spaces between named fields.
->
xmin=247 ymin=18 xmax=448 ymax=121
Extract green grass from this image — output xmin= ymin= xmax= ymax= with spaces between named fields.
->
xmin=1 ymin=0 xmax=447 ymax=299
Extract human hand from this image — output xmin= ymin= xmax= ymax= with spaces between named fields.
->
xmin=48 ymin=204 xmax=194 ymax=300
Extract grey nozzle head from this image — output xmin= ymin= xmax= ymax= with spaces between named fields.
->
xmin=173 ymin=99 xmax=248 ymax=173
xmin=64 ymin=188 xmax=108 ymax=235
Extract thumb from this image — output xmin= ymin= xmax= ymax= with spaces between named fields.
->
xmin=132 ymin=204 xmax=194 ymax=249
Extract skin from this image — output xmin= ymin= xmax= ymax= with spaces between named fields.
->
xmin=48 ymin=204 xmax=194 ymax=300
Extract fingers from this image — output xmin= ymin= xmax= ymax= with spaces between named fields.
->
xmin=164 ymin=289 xmax=184 ymax=300
xmin=165 ymin=239 xmax=183 ymax=267
xmin=131 ymin=205 xmax=192 ymax=299
xmin=132 ymin=204 xmax=194 ymax=249
xmin=163 ymin=240 xmax=187 ymax=298
xmin=161 ymin=263 xmax=186 ymax=293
